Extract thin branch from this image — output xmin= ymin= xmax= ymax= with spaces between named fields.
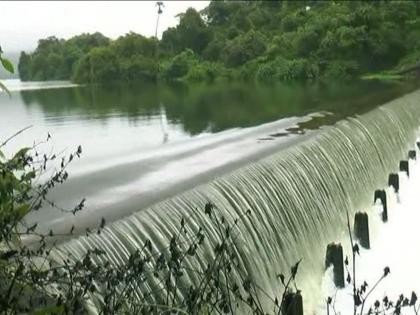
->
xmin=0 ymin=125 xmax=33 ymax=148
xmin=346 ymin=211 xmax=357 ymax=315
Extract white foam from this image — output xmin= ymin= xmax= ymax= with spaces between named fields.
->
xmin=319 ymin=141 xmax=420 ymax=315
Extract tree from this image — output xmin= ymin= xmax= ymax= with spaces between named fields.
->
xmin=17 ymin=1 xmax=420 ymax=84
xmin=161 ymin=8 xmax=211 ymax=54
xmin=155 ymin=1 xmax=165 ymax=38
xmin=18 ymin=52 xmax=31 ymax=81
xmin=160 ymin=49 xmax=197 ymax=80
xmin=74 ymin=46 xmax=119 ymax=84
xmin=223 ymin=30 xmax=267 ymax=67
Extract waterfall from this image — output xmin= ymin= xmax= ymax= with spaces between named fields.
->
xmin=51 ymin=89 xmax=420 ymax=312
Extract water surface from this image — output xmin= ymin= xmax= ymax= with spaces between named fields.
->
xmin=0 ymin=79 xmax=418 ymax=231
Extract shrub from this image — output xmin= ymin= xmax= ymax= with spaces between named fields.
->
xmin=72 ymin=47 xmax=119 ymax=84
xmin=255 ymin=57 xmax=319 ymax=83
xmin=184 ymin=61 xmax=224 ymax=83
xmin=323 ymin=60 xmax=359 ymax=79
xmin=223 ymin=30 xmax=267 ymax=67
xmin=119 ymin=56 xmax=158 ymax=82
xmin=160 ymin=49 xmax=197 ymax=81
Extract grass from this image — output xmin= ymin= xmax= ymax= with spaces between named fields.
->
xmin=361 ymin=72 xmax=404 ymax=81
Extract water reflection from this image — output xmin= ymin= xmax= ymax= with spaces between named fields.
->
xmin=5 ymin=79 xmax=419 ymax=237
xmin=19 ymin=80 xmax=419 ymax=136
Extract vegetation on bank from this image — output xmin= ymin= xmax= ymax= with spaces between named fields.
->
xmin=17 ymin=1 xmax=420 ymax=85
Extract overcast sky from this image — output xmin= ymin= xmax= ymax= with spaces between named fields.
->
xmin=0 ymin=1 xmax=209 ymax=54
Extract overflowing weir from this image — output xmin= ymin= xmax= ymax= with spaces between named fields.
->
xmin=52 ymin=90 xmax=420 ymax=311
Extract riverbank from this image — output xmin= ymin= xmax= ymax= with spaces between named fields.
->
xmin=17 ymin=2 xmax=420 ymax=85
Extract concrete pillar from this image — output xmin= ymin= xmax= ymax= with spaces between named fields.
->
xmin=354 ymin=212 xmax=370 ymax=249
xmin=409 ymin=150 xmax=416 ymax=160
xmin=282 ymin=291 xmax=303 ymax=315
xmin=325 ymin=243 xmax=344 ymax=288
xmin=399 ymin=160 xmax=409 ymax=177
xmin=388 ymin=173 xmax=399 ymax=193
xmin=374 ymin=189 xmax=387 ymax=222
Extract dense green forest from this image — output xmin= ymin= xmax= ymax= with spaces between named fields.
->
xmin=18 ymin=0 xmax=420 ymax=84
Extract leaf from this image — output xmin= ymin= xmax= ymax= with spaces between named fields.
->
xmin=23 ymin=170 xmax=36 ymax=181
xmin=15 ymin=203 xmax=30 ymax=219
xmin=0 ymin=57 xmax=14 ymax=73
xmin=33 ymin=304 xmax=65 ymax=315
xmin=291 ymin=258 xmax=302 ymax=279
xmin=0 ymin=80 xmax=11 ymax=97
xmin=12 ymin=147 xmax=30 ymax=160
xmin=277 ymin=273 xmax=285 ymax=285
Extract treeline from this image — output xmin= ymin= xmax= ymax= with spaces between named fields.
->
xmin=18 ymin=1 xmax=420 ymax=84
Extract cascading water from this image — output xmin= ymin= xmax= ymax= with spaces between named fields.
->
xmin=51 ymin=90 xmax=420 ymax=312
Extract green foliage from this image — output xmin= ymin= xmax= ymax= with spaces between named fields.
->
xmin=0 ymin=57 xmax=14 ymax=74
xmin=113 ymin=32 xmax=156 ymax=58
xmin=224 ymin=30 xmax=267 ymax=67
xmin=184 ymin=61 xmax=226 ymax=83
xmin=119 ymin=55 xmax=158 ymax=82
xmin=0 ymin=46 xmax=14 ymax=96
xmin=254 ymin=57 xmax=319 ymax=83
xmin=323 ymin=60 xmax=359 ymax=80
xmin=18 ymin=33 xmax=110 ymax=81
xmin=17 ymin=1 xmax=420 ymax=84
xmin=74 ymin=46 xmax=119 ymax=84
xmin=160 ymin=49 xmax=203 ymax=81
xmin=175 ymin=8 xmax=211 ymax=54
xmin=17 ymin=52 xmax=30 ymax=81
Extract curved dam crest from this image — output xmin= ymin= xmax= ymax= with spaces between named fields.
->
xmin=52 ymin=89 xmax=420 ymax=312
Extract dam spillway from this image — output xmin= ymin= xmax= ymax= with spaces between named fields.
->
xmin=51 ymin=89 xmax=420 ymax=312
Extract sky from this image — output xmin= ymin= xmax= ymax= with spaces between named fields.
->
xmin=0 ymin=1 xmax=209 ymax=54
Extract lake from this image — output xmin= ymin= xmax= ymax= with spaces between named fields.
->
xmin=1 ymin=78 xmax=419 ymax=233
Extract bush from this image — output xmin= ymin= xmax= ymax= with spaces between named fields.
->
xmin=255 ymin=63 xmax=277 ymax=83
xmin=255 ymin=57 xmax=319 ymax=83
xmin=236 ymin=56 xmax=267 ymax=81
xmin=160 ymin=49 xmax=197 ymax=81
xmin=73 ymin=47 xmax=119 ymax=84
xmin=223 ymin=30 xmax=267 ymax=67
xmin=294 ymin=27 xmax=320 ymax=58
xmin=281 ymin=14 xmax=301 ymax=32
xmin=184 ymin=61 xmax=224 ymax=83
xmin=323 ymin=60 xmax=359 ymax=79
xmin=202 ymin=36 xmax=227 ymax=61
xmin=119 ymin=56 xmax=158 ymax=82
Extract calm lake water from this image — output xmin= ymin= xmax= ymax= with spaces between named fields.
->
xmin=0 ymin=78 xmax=418 ymax=231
